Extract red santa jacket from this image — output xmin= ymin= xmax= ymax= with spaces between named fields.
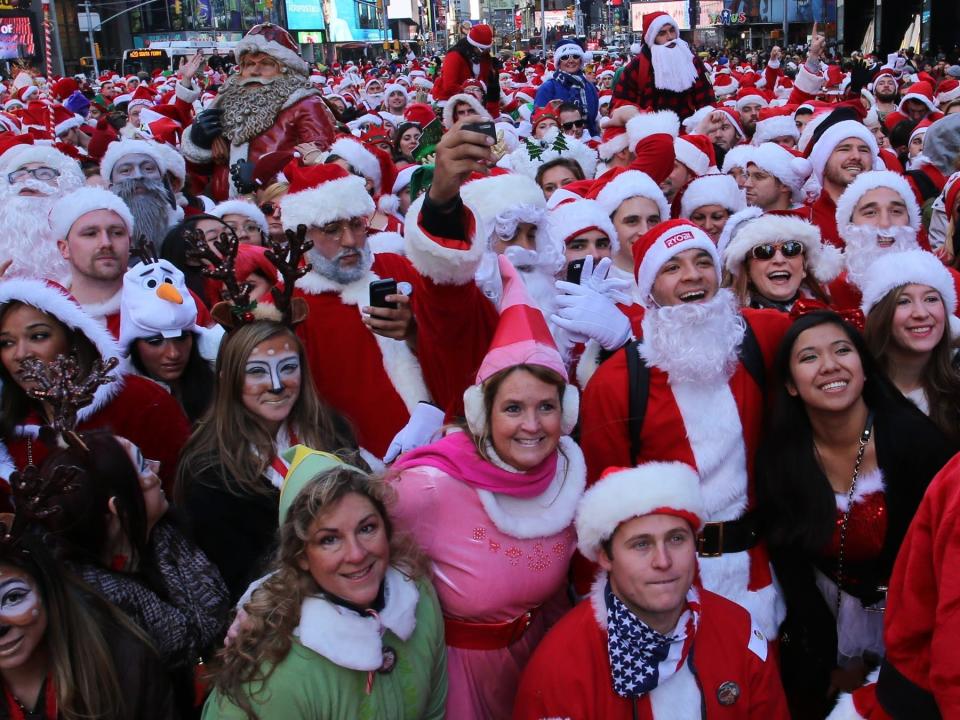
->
xmin=577 ymin=308 xmax=791 ymax=635
xmin=182 ymin=91 xmax=337 ymax=202
xmin=431 ymin=47 xmax=499 ymax=116
xmin=811 ymin=191 xmax=843 ymax=248
xmin=514 ymin=574 xmax=789 ymax=720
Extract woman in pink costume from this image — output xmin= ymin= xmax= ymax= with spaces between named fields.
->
xmin=390 ymin=256 xmax=585 ymax=719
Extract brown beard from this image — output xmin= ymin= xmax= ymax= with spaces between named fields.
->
xmin=217 ymin=72 xmax=318 ymax=145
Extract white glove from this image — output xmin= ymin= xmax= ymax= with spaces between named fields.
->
xmin=551 ymin=281 xmax=633 ymax=352
xmin=558 ymin=256 xmax=632 ymax=305
xmin=383 ymin=402 xmax=445 ymax=463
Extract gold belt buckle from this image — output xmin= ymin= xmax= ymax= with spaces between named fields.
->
xmin=698 ymin=521 xmax=724 ymax=558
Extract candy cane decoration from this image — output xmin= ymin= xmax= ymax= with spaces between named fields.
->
xmin=42 ymin=0 xmax=53 ymax=133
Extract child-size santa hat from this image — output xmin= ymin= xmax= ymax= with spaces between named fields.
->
xmin=576 ymin=462 xmax=705 ymax=561
xmin=49 ymin=187 xmax=134 ymax=242
xmin=834 ymin=169 xmax=922 ymax=232
xmin=546 ymin=197 xmax=619 ymax=254
xmin=720 ymin=213 xmax=842 ymax=284
xmin=441 ymin=92 xmax=489 ymax=129
xmin=210 ymin=199 xmax=269 ymax=235
xmin=467 ymin=23 xmax=493 ymax=50
xmin=898 ymin=80 xmax=938 ymax=114
xmin=99 ymin=138 xmax=168 ymax=184
xmin=280 ymin=161 xmax=375 ymax=231
xmin=748 ymin=142 xmax=814 ymax=203
xmin=751 ymin=105 xmax=800 ymax=146
xmin=462 ymin=254 xmax=578 ymax=436
xmin=633 ymin=219 xmax=721 ymax=306
xmin=860 ymin=249 xmax=957 ymax=320
xmin=640 ymin=11 xmax=677 ymax=48
xmin=674 ymin=134 xmax=716 ymax=177
xmin=679 ymin=173 xmax=745 ymax=219
xmin=593 ymin=169 xmax=670 ymax=224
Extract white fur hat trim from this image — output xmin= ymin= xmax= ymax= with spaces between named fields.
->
xmin=834 ymin=170 xmax=922 ymax=231
xmin=860 ymin=249 xmax=957 ymax=317
xmin=99 ymin=139 xmax=167 ymax=184
xmin=806 ymin=120 xmax=882 ymax=183
xmin=50 ymin=187 xmax=135 ymax=241
xmin=441 ymin=92 xmax=489 ymax=129
xmin=280 ymin=174 xmax=375 ymax=231
xmin=211 ymin=199 xmax=269 ymax=235
xmin=594 ymin=169 xmax=670 ymax=224
xmin=329 ymin=137 xmax=382 ymax=193
xmin=547 ymin=198 xmax=619 ymax=254
xmin=236 ymin=31 xmax=308 ymax=75
xmin=680 ymin=174 xmax=745 ymax=218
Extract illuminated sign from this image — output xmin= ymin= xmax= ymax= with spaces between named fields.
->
xmin=630 ymin=1 xmax=689 ymax=31
xmin=0 ymin=14 xmax=34 ymax=60
xmin=128 ymin=48 xmax=167 ymax=58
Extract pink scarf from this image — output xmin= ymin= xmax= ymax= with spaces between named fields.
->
xmin=391 ymin=432 xmax=558 ymax=498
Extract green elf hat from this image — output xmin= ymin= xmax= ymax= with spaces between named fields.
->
xmin=278 ymin=445 xmax=367 ymax=523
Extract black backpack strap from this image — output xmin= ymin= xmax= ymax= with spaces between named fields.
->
xmin=624 ymin=340 xmax=649 ymax=464
xmin=738 ymin=322 xmax=766 ymax=399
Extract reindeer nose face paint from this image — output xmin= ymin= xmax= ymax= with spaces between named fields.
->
xmin=241 ymin=335 xmax=302 ymax=425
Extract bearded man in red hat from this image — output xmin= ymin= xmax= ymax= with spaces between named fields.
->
xmin=180 ymin=23 xmax=337 ymax=201
xmin=611 ymin=12 xmax=714 ymax=121
xmin=431 ymin=24 xmax=501 ymax=116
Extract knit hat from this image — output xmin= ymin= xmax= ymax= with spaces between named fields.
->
xmin=554 ymin=40 xmax=584 ymax=64
xmin=721 ymin=144 xmax=754 ymax=173
xmin=118 ymin=259 xmax=201 ymax=351
xmin=546 ymin=197 xmax=619 ymax=254
xmin=593 ymin=169 xmax=671 ymax=223
xmin=462 ymin=255 xmax=578 ymax=436
xmin=898 ymin=81 xmax=938 ymax=114
xmin=211 ymin=199 xmax=269 ymax=235
xmin=805 ymin=118 xmax=881 ymax=183
xmin=748 ymin=142 xmax=814 ymax=203
xmin=279 ymin=161 xmax=375 ymax=231
xmin=278 ymin=445 xmax=367 ymax=523
xmin=751 ymin=105 xmax=800 ymax=146
xmin=860 ymin=249 xmax=957 ymax=318
xmin=834 ymin=170 xmax=922 ymax=231
xmin=641 ymin=11 xmax=676 ymax=48
xmin=679 ymin=173 xmax=745 ymax=218
xmin=720 ymin=213 xmax=843 ymax=283
xmin=467 ymin=24 xmax=493 ymax=50
xmin=236 ymin=22 xmax=308 ymax=75
xmin=674 ymin=134 xmax=716 ymax=176
xmin=576 ymin=462 xmax=705 ymax=561
xmin=99 ymin=138 xmax=168 ymax=183
xmin=633 ymin=219 xmax=721 ymax=306
xmin=49 ymin=187 xmax=135 ymax=241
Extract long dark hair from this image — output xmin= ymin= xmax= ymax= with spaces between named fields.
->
xmin=129 ymin=332 xmax=215 ymax=423
xmin=756 ymin=311 xmax=905 ymax=553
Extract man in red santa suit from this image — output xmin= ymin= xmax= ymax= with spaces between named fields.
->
xmin=579 ymin=219 xmax=791 ymax=638
xmin=515 ymin=462 xmax=788 ymax=719
xmin=180 ymin=23 xmax=337 ymax=201
xmin=431 ymin=24 xmax=501 ymax=117
xmin=610 ymin=11 xmax=714 ymax=121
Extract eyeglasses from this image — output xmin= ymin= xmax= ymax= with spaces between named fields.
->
xmin=8 ymin=167 xmax=59 ymax=184
xmin=561 ymin=119 xmax=586 ymax=131
xmin=319 ymin=217 xmax=369 ymax=240
xmin=749 ymin=241 xmax=805 ymax=261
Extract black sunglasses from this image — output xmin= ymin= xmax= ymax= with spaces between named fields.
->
xmin=561 ymin=119 xmax=586 ymax=131
xmin=749 ymin=241 xmax=804 ymax=261
xmin=259 ymin=202 xmax=279 ymax=216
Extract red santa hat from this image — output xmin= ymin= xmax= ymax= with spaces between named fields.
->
xmin=99 ymin=138 xmax=168 ymax=183
xmin=734 ymin=86 xmax=768 ymax=111
xmin=720 ymin=213 xmax=842 ymax=284
xmin=898 ymin=81 xmax=938 ymax=114
xmin=136 ymin=107 xmax=182 ymax=146
xmin=0 ymin=141 xmax=84 ymax=188
xmin=546 ymin=197 xmax=619 ymax=254
xmin=711 ymin=106 xmax=746 ymax=141
xmin=467 ymin=23 xmax=493 ymax=50
xmin=49 ymin=186 xmax=134 ymax=241
xmin=860 ymin=249 xmax=957 ymax=319
xmin=720 ymin=144 xmax=753 ymax=173
xmin=679 ymin=173 xmax=745 ymax=218
xmin=461 ymin=78 xmax=486 ymax=94
xmin=597 ymin=125 xmax=629 ymax=161
xmin=673 ymin=134 xmax=716 ymax=177
xmin=404 ymin=102 xmax=437 ymax=127
xmin=51 ymin=104 xmax=84 ymax=138
xmin=50 ymin=77 xmax=79 ymax=102
xmin=462 ymin=254 xmax=577 ymax=436
xmin=641 ymin=11 xmax=676 ymax=48
xmin=576 ymin=462 xmax=705 ymax=561
xmin=210 ymin=199 xmax=269 ymax=235
xmin=236 ymin=23 xmax=308 ymax=75
xmin=126 ymin=85 xmax=156 ymax=111
xmin=328 ymin=135 xmax=382 ymax=194
xmin=834 ymin=169 xmax=922 ymax=231
xmin=748 ymin=142 xmax=813 ymax=202
xmin=751 ymin=105 xmax=800 ymax=146
xmin=593 ymin=169 xmax=670 ymax=225
xmin=712 ymin=73 xmax=739 ymax=98
xmin=0 ymin=111 xmax=21 ymax=134
xmin=279 ymin=160 xmax=374 ymax=231
xmin=805 ymin=118 xmax=881 ymax=183
xmin=633 ymin=219 xmax=721 ymax=306
xmin=936 ymin=78 xmax=960 ymax=107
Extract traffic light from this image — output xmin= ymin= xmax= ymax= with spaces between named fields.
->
xmin=95 ymin=42 xmax=101 ymax=58
xmin=173 ymin=0 xmax=182 ymax=13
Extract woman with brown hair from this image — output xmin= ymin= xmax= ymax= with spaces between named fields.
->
xmin=176 ymin=320 xmax=359 ymax=603
xmin=203 ymin=450 xmax=446 ymax=719
xmin=862 ymin=249 xmax=960 ymax=445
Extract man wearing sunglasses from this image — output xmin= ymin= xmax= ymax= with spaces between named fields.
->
xmin=558 ymin=104 xmax=590 ymax=141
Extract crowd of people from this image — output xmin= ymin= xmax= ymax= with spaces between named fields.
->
xmin=0 ymin=10 xmax=957 ymax=719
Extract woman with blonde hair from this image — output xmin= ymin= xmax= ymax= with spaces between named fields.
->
xmin=203 ymin=448 xmax=446 ymax=719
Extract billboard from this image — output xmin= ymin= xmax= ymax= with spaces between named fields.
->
xmin=286 ymin=0 xmax=326 ymax=29
xmin=630 ymin=1 xmax=690 ymax=31
xmin=714 ymin=0 xmax=837 ymax=24
xmin=325 ymin=0 xmax=391 ymax=41
xmin=0 ymin=14 xmax=34 ymax=60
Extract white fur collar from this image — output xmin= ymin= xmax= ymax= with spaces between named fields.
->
xmin=835 ymin=467 xmax=884 ymax=512
xmin=294 ymin=566 xmax=420 ymax=671
xmin=476 ymin=436 xmax=586 ymax=539
xmin=296 ymin=268 xmax=376 ymax=304
xmin=76 ymin=287 xmax=122 ymax=319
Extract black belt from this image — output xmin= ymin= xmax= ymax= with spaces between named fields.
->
xmin=876 ymin=658 xmax=941 ymax=720
xmin=697 ymin=513 xmax=759 ymax=557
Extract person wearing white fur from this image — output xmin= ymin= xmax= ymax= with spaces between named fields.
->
xmin=579 ymin=219 xmax=792 ymax=639
xmin=515 ymin=463 xmax=788 ymax=719
xmin=680 ymin=173 xmax=745 ymax=244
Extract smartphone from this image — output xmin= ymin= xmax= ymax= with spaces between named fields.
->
xmin=369 ymin=278 xmax=398 ymax=310
xmin=463 ymin=121 xmax=497 ymax=142
xmin=566 ymin=258 xmax=586 ymax=285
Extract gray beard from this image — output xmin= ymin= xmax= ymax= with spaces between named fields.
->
xmin=217 ymin=73 xmax=318 ymax=145
xmin=309 ymin=244 xmax=373 ymax=285
xmin=112 ymin=178 xmax=174 ymax=254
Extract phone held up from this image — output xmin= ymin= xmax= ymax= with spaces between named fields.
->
xmin=369 ymin=278 xmax=399 ymax=310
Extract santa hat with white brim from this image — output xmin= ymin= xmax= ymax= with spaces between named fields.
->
xmin=806 ymin=120 xmax=883 ymax=183
xmin=441 ymin=92 xmax=489 ymax=129
xmin=547 ymin=197 xmax=619 ymax=254
xmin=235 ymin=22 xmax=308 ymax=75
xmin=594 ymin=169 xmax=670 ymax=226
xmin=860 ymin=250 xmax=958 ymax=325
xmin=461 ymin=172 xmax=546 ymax=238
xmin=641 ymin=11 xmax=677 ymax=49
xmin=721 ymin=144 xmax=754 ymax=173
xmin=329 ymin=136 xmax=382 ymax=194
xmin=633 ymin=219 xmax=721 ymax=306
xmin=576 ymin=462 xmax=705 ymax=561
xmin=834 ymin=170 xmax=922 ymax=231
xmin=748 ymin=142 xmax=813 ymax=203
xmin=210 ymin=200 xmax=269 ymax=235
xmin=720 ymin=213 xmax=842 ymax=283
xmin=679 ymin=174 xmax=745 ymax=218
xmin=280 ymin=161 xmax=375 ymax=231
xmin=0 ymin=143 xmax=84 ymax=186
xmin=674 ymin=134 xmax=715 ymax=177
xmin=50 ymin=187 xmax=135 ymax=242
xmin=752 ymin=114 xmax=800 ymax=146
xmin=99 ymin=139 xmax=168 ymax=184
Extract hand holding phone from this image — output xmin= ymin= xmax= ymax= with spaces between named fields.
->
xmin=369 ymin=278 xmax=398 ymax=310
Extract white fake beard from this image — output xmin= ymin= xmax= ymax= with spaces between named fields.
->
xmin=640 ymin=288 xmax=746 ymax=385
xmin=650 ymin=39 xmax=700 ymax=93
xmin=364 ymin=92 xmax=384 ymax=109
xmin=0 ymin=182 xmax=69 ymax=282
xmin=842 ymin=224 xmax=920 ymax=290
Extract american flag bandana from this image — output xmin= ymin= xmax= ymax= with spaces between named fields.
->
xmin=605 ymin=580 xmax=701 ymax=698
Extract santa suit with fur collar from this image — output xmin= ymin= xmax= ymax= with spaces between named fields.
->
xmin=514 ymin=573 xmax=788 ymax=719
xmin=579 ymin=308 xmax=791 ymax=638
